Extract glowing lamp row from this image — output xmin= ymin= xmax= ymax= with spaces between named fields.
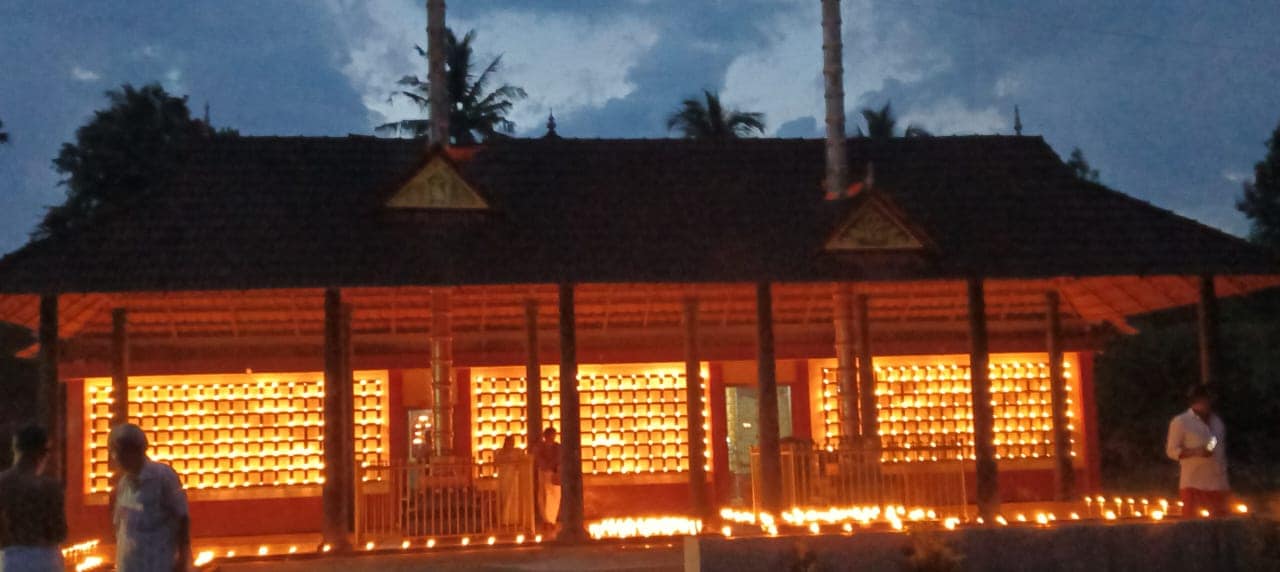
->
xmin=472 ymin=369 xmax=709 ymax=475
xmin=820 ymin=358 xmax=1078 ymax=463
xmin=84 ymin=373 xmax=388 ymax=495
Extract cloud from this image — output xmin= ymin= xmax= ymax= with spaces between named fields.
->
xmin=327 ymin=1 xmax=658 ymax=135
xmin=722 ymin=0 xmax=950 ymax=136
xmin=776 ymin=116 xmax=819 ymax=138
xmin=1222 ymin=169 xmax=1250 ymax=184
xmin=900 ymin=98 xmax=1007 ymax=135
xmin=162 ymin=68 xmax=184 ymax=94
xmin=70 ymin=66 xmax=100 ymax=81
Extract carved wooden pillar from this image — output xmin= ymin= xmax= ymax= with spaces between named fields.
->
xmin=557 ymin=283 xmax=586 ymax=541
xmin=1046 ymin=291 xmax=1075 ymax=500
xmin=1197 ymin=275 xmax=1220 ymax=387
xmin=968 ymin=278 xmax=999 ymax=521
xmin=833 ymin=284 xmax=859 ymax=444
xmin=111 ymin=308 xmax=130 ymax=426
xmin=755 ymin=282 xmax=783 ymax=513
xmin=683 ymin=298 xmax=710 ymax=522
xmin=322 ymin=288 xmax=353 ymax=551
xmin=37 ymin=294 xmax=63 ymax=483
xmin=525 ymin=299 xmax=542 ymax=448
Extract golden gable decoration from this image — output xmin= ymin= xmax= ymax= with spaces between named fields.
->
xmin=826 ymin=198 xmax=925 ymax=251
xmin=386 ymin=157 xmax=489 ymax=210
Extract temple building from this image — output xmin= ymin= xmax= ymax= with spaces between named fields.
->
xmin=0 ymin=132 xmax=1276 ymax=546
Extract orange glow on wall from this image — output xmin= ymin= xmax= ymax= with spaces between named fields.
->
xmin=816 ymin=353 xmax=1081 ymax=463
xmin=471 ymin=364 xmax=710 ymax=476
xmin=84 ymin=371 xmax=389 ymax=496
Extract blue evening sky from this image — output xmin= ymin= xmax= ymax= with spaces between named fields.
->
xmin=1 ymin=1 xmax=1278 ymax=254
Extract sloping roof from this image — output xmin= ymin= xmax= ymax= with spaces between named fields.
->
xmin=0 ymin=135 xmax=1274 ymax=294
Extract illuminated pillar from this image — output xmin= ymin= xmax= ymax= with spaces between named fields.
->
xmin=525 ymin=298 xmax=543 ymax=448
xmin=557 ymin=283 xmax=586 ymax=542
xmin=967 ymin=278 xmax=999 ymax=520
xmin=111 ymin=308 xmax=129 ymax=426
xmin=683 ymin=298 xmax=710 ymax=522
xmin=37 ymin=294 xmax=63 ymax=483
xmin=1046 ymin=291 xmax=1075 ymax=500
xmin=832 ymin=284 xmax=859 ymax=444
xmin=1197 ymin=275 xmax=1219 ymax=387
xmin=430 ymin=288 xmax=455 ymax=458
xmin=322 ymin=288 xmax=353 ymax=552
xmin=755 ymin=282 xmax=783 ymax=514
xmin=854 ymin=293 xmax=878 ymax=444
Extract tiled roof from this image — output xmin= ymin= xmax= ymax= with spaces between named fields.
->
xmin=0 ymin=135 xmax=1273 ymax=293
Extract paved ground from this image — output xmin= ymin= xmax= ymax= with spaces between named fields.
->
xmin=215 ymin=541 xmax=684 ymax=572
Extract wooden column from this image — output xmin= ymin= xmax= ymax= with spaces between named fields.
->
xmin=854 ymin=293 xmax=878 ymax=443
xmin=525 ymin=299 xmax=543 ymax=448
xmin=967 ymin=278 xmax=999 ymax=521
xmin=557 ymin=283 xmax=586 ymax=541
xmin=1046 ymin=291 xmax=1075 ymax=500
xmin=754 ymin=282 xmax=783 ymax=514
xmin=340 ymin=303 xmax=355 ymax=528
xmin=832 ymin=284 xmax=859 ymax=444
xmin=321 ymin=288 xmax=352 ymax=551
xmin=111 ymin=308 xmax=130 ymax=426
xmin=1197 ymin=275 xmax=1220 ymax=387
xmin=431 ymin=289 xmax=455 ymax=458
xmin=37 ymin=294 xmax=63 ymax=483
xmin=683 ymin=298 xmax=710 ymax=522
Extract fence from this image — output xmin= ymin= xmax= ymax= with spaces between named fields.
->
xmin=355 ymin=456 xmax=535 ymax=543
xmin=751 ymin=441 xmax=968 ymax=516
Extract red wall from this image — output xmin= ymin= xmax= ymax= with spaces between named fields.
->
xmin=63 ymin=376 xmax=324 ymax=541
xmin=62 ymin=350 xmax=1100 ymax=542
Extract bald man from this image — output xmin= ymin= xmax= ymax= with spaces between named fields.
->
xmin=109 ymin=424 xmax=191 ymax=572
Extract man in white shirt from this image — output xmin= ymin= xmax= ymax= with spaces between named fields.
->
xmin=109 ymin=423 xmax=192 ymax=572
xmin=1165 ymin=385 xmax=1229 ymax=517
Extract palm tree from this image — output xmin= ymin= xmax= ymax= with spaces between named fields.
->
xmin=856 ymin=101 xmax=931 ymax=140
xmin=377 ymin=29 xmax=527 ymax=145
xmin=666 ymin=91 xmax=766 ymax=139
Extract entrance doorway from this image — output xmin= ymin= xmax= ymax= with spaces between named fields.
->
xmin=724 ymin=385 xmax=793 ymax=506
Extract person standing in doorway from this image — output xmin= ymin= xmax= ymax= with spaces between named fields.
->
xmin=534 ymin=427 xmax=561 ymax=529
xmin=1166 ymin=385 xmax=1229 ymax=517
xmin=495 ymin=435 xmax=527 ymax=528
xmin=109 ymin=423 xmax=192 ymax=572
xmin=0 ymin=425 xmax=67 ymax=571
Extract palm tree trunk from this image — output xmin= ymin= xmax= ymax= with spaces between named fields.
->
xmin=427 ymin=0 xmax=450 ymax=147
xmin=822 ymin=0 xmax=849 ymax=195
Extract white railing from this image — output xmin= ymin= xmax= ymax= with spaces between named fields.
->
xmin=752 ymin=441 xmax=968 ymax=514
xmin=355 ymin=456 xmax=535 ymax=543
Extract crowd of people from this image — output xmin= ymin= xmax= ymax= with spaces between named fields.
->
xmin=0 ymin=385 xmax=1235 ymax=570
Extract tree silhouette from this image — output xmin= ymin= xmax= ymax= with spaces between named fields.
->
xmin=856 ymin=101 xmax=930 ymax=140
xmin=1238 ymin=121 xmax=1280 ymax=250
xmin=666 ymin=90 xmax=765 ymax=139
xmin=37 ymin=83 xmax=231 ymax=240
xmin=1066 ymin=147 xmax=1101 ymax=183
xmin=377 ymin=29 xmax=527 ymax=145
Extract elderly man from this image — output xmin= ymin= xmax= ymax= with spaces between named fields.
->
xmin=1166 ymin=385 xmax=1230 ymax=517
xmin=109 ymin=423 xmax=191 ymax=572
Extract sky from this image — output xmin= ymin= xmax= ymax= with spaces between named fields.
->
xmin=1 ymin=0 xmax=1278 ymax=255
